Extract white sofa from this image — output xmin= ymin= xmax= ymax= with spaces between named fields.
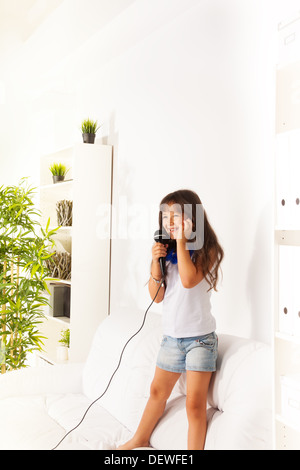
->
xmin=0 ymin=311 xmax=272 ymax=450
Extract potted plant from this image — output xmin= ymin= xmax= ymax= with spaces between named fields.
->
xmin=81 ymin=118 xmax=101 ymax=144
xmin=49 ymin=163 xmax=69 ymax=184
xmin=0 ymin=178 xmax=58 ymax=374
xmin=57 ymin=328 xmax=70 ymax=361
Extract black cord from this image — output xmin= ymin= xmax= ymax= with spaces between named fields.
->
xmin=52 ymin=278 xmax=164 ymax=450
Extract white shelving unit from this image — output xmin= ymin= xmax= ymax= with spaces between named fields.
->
xmin=274 ymin=13 xmax=300 ymax=450
xmin=70 ymin=143 xmax=112 ymax=362
xmin=38 ymin=146 xmax=73 ymax=365
xmin=37 ymin=143 xmax=112 ymax=365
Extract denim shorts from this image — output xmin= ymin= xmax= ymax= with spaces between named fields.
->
xmin=156 ymin=332 xmax=218 ymax=373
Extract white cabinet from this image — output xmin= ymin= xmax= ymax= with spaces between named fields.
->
xmin=278 ymin=246 xmax=294 ymax=336
xmin=278 ymin=245 xmax=300 ymax=337
xmin=275 ymin=132 xmax=300 ymax=229
xmin=274 ymin=12 xmax=300 ymax=450
xmin=38 ymin=143 xmax=112 ymax=364
xmin=70 ymin=143 xmax=112 ymax=362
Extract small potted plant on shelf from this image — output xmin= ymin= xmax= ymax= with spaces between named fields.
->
xmin=57 ymin=328 xmax=70 ymax=361
xmin=81 ymin=118 xmax=101 ymax=144
xmin=49 ymin=162 xmax=69 ymax=184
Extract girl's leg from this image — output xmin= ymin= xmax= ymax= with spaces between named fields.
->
xmin=186 ymin=371 xmax=212 ymax=450
xmin=118 ymin=366 xmax=181 ymax=450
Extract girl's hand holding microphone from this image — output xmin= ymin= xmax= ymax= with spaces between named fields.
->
xmin=149 ymin=242 xmax=167 ymax=302
xmin=152 ymin=242 xmax=168 ymax=265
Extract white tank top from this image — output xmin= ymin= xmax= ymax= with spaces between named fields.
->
xmin=162 ymin=261 xmax=216 ymax=338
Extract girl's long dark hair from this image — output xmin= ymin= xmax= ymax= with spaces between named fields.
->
xmin=159 ymin=189 xmax=224 ymax=291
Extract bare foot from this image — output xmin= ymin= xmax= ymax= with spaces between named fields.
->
xmin=117 ymin=438 xmax=150 ymax=450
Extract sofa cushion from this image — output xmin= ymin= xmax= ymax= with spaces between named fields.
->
xmin=206 ymin=334 xmax=272 ymax=449
xmin=0 ymin=314 xmax=272 ymax=451
xmin=148 ymin=335 xmax=272 ymax=450
xmin=82 ymin=311 xmax=163 ymax=432
xmin=0 ymin=392 xmax=132 ymax=450
xmin=83 ymin=319 xmax=272 ymax=450
xmin=0 ymin=395 xmax=66 ymax=450
xmin=208 ymin=335 xmax=272 ymax=412
xmin=47 ymin=393 xmax=132 ymax=449
xmin=150 ymin=395 xmax=188 ymax=450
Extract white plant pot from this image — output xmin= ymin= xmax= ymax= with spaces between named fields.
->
xmin=56 ymin=346 xmax=69 ymax=362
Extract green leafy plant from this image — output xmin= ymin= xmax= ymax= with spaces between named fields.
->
xmin=49 ymin=162 xmax=69 ymax=177
xmin=59 ymin=328 xmax=70 ymax=348
xmin=81 ymin=118 xmax=101 ymax=134
xmin=0 ymin=178 xmax=59 ymax=373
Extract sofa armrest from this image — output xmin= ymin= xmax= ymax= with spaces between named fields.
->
xmin=0 ymin=363 xmax=84 ymax=399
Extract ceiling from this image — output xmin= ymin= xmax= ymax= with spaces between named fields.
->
xmin=0 ymin=0 xmax=63 ymax=60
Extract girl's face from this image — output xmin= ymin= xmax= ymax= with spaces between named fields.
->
xmin=161 ymin=203 xmax=184 ymax=239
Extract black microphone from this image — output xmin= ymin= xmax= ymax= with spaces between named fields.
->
xmin=154 ymin=229 xmax=169 ymax=278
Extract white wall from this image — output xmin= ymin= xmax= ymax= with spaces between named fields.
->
xmin=1 ymin=0 xmax=298 ymax=343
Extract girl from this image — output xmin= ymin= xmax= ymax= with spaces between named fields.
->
xmin=118 ymin=189 xmax=224 ymax=450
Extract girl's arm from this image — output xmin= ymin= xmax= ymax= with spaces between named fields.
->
xmin=176 ymin=218 xmax=212 ymax=289
xmin=176 ymin=238 xmax=203 ymax=288
xmin=148 ymin=243 xmax=167 ymax=303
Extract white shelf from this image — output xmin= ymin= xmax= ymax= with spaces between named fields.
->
xmin=276 ymin=414 xmax=300 ymax=434
xmin=40 ymin=180 xmax=73 ymax=191
xmin=48 ymin=279 xmax=71 ymax=285
xmin=275 ymin=331 xmax=300 ymax=345
xmin=44 ymin=314 xmax=70 ymax=325
xmin=46 ymin=226 xmax=72 ymax=231
xmin=38 ymin=147 xmax=73 ymax=366
xmin=37 ymin=352 xmax=69 ymax=366
xmin=38 ymin=143 xmax=112 ymax=365
xmin=274 ymin=12 xmax=300 ymax=450
xmin=39 ymin=181 xmax=73 ymax=229
xmin=275 ymin=227 xmax=300 ymax=231
xmin=275 ymin=229 xmax=300 ymax=245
